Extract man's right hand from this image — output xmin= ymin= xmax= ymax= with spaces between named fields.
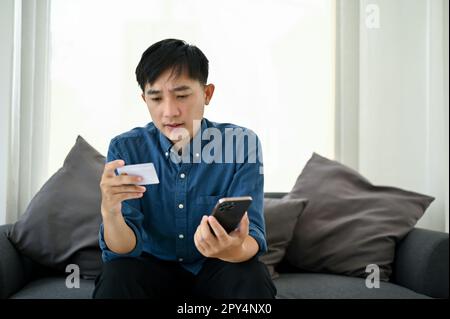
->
xmin=100 ymin=159 xmax=146 ymax=216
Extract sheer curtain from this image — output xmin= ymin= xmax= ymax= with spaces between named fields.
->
xmin=336 ymin=0 xmax=449 ymax=232
xmin=0 ymin=0 xmax=51 ymax=224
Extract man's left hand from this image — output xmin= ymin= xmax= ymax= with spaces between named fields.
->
xmin=194 ymin=212 xmax=249 ymax=262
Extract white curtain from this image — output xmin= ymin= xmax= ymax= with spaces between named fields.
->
xmin=0 ymin=0 xmax=51 ymax=224
xmin=0 ymin=0 xmax=15 ymax=225
xmin=336 ymin=0 xmax=449 ymax=232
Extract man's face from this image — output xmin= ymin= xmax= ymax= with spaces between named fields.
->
xmin=141 ymin=68 xmax=215 ymax=144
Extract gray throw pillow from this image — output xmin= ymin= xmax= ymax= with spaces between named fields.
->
xmin=259 ymin=198 xmax=307 ymax=279
xmin=8 ymin=136 xmax=104 ymax=278
xmin=285 ymin=153 xmax=434 ymax=281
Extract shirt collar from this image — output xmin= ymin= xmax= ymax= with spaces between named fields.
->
xmin=158 ymin=118 xmax=209 ymax=157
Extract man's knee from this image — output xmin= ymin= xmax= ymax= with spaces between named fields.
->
xmin=198 ymin=257 xmax=277 ymax=299
xmin=230 ymin=259 xmax=276 ymax=298
xmin=92 ymin=258 xmax=147 ymax=299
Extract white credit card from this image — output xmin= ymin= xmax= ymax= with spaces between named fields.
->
xmin=116 ymin=163 xmax=160 ymax=185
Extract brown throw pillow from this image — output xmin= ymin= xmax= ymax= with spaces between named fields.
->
xmin=285 ymin=153 xmax=434 ymax=281
xmin=259 ymin=198 xmax=307 ymax=279
xmin=8 ymin=136 xmax=104 ymax=278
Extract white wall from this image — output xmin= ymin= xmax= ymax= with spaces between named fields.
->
xmin=47 ymin=0 xmax=336 ymax=193
xmin=0 ymin=0 xmax=14 ymax=224
xmin=359 ymin=0 xmax=449 ymax=232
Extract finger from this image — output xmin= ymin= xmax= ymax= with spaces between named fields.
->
xmin=238 ymin=212 xmax=250 ymax=236
xmin=199 ymin=217 xmax=215 ymax=247
xmin=114 ymin=192 xmax=144 ymax=202
xmin=108 ymin=175 xmax=143 ymax=186
xmin=103 ymin=160 xmax=125 ymax=177
xmin=194 ymin=228 xmax=208 ymax=254
xmin=230 ymin=212 xmax=249 ymax=238
xmin=194 ymin=233 xmax=200 ymax=250
xmin=207 ymin=216 xmax=228 ymax=241
xmin=110 ymin=185 xmax=146 ymax=195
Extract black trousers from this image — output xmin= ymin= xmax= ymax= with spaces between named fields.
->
xmin=92 ymin=253 xmax=277 ymax=299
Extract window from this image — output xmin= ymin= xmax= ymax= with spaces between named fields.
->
xmin=49 ymin=0 xmax=335 ymax=191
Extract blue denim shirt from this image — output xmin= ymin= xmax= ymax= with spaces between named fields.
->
xmin=99 ymin=118 xmax=266 ymax=275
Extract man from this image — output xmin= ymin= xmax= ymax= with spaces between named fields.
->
xmin=92 ymin=39 xmax=276 ymax=299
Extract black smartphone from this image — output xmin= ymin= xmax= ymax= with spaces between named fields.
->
xmin=209 ymin=196 xmax=253 ymax=234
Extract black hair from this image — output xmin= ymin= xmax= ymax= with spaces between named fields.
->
xmin=135 ymin=38 xmax=209 ymax=92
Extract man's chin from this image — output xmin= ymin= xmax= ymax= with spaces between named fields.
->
xmin=165 ymin=129 xmax=190 ymax=143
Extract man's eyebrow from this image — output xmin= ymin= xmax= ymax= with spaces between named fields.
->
xmin=146 ymin=85 xmax=192 ymax=95
xmin=171 ymin=85 xmax=192 ymax=92
xmin=146 ymin=88 xmax=161 ymax=95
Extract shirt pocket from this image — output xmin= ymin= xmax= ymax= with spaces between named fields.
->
xmin=196 ymin=194 xmax=224 ymax=206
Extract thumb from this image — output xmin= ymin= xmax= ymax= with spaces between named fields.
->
xmin=238 ymin=212 xmax=249 ymax=236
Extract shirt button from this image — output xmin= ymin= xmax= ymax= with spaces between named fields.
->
xmin=178 ymin=234 xmax=184 ymax=239
xmin=165 ymin=152 xmax=169 ymax=157
xmin=180 ymin=173 xmax=185 ymax=179
xmin=178 ymin=258 xmax=184 ymax=262
xmin=195 ymin=153 xmax=200 ymax=157
xmin=178 ymin=203 xmax=184 ymax=209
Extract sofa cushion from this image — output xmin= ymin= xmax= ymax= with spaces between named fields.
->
xmin=8 ymin=136 xmax=104 ymax=278
xmin=9 ymin=277 xmax=95 ymax=299
xmin=273 ymin=273 xmax=430 ymax=299
xmin=285 ymin=153 xmax=434 ymax=281
xmin=259 ymin=198 xmax=307 ymax=279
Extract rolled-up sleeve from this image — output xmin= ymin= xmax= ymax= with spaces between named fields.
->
xmin=225 ymin=130 xmax=267 ymax=257
xmin=99 ymin=139 xmax=144 ymax=262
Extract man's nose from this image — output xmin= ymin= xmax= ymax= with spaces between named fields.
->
xmin=162 ymin=99 xmax=181 ymax=117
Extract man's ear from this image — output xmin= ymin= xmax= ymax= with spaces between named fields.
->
xmin=204 ymin=84 xmax=215 ymax=105
xmin=141 ymin=92 xmax=146 ymax=103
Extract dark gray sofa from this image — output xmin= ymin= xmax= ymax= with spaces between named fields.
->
xmin=1 ymin=193 xmax=448 ymax=299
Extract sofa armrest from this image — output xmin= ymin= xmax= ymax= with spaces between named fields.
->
xmin=0 ymin=224 xmax=33 ymax=298
xmin=393 ymin=227 xmax=449 ymax=298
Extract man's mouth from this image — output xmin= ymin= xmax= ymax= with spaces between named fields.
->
xmin=165 ymin=123 xmax=184 ymax=128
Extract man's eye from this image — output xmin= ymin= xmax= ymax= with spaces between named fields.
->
xmin=177 ymin=95 xmax=188 ymax=99
xmin=151 ymin=97 xmax=162 ymax=102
